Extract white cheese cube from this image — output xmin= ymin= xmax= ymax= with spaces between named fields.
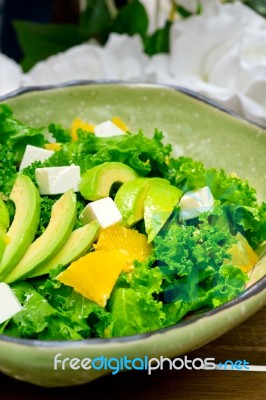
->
xmin=0 ymin=283 xmax=23 ymax=324
xmin=35 ymin=166 xmax=81 ymax=195
xmin=94 ymin=120 xmax=126 ymax=137
xmin=80 ymin=197 xmax=122 ymax=228
xmin=19 ymin=145 xmax=54 ymax=171
xmin=179 ymin=186 xmax=215 ymax=220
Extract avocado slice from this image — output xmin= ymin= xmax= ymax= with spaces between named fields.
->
xmin=79 ymin=162 xmax=139 ymax=201
xmin=29 ymin=220 xmax=100 ymax=278
xmin=0 ymin=198 xmax=10 ymax=264
xmin=144 ymin=179 xmax=183 ymax=242
xmin=0 ymin=198 xmax=10 ymax=230
xmin=115 ymin=177 xmax=182 ymax=240
xmin=114 ymin=178 xmax=149 ymax=226
xmin=5 ymin=190 xmax=77 ymax=284
xmin=0 ymin=227 xmax=6 ymax=265
xmin=0 ymin=175 xmax=41 ymax=281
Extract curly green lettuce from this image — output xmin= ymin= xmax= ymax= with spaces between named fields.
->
xmin=107 ymin=206 xmax=248 ymax=336
xmin=1 ymin=277 xmax=112 ymax=340
xmin=164 ymin=157 xmax=266 ymax=248
xmin=0 ymin=107 xmax=264 ymax=340
xmin=0 ymin=104 xmax=45 ymax=163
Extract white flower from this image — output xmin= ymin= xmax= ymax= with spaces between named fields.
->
xmin=140 ymin=0 xmax=171 ymax=34
xmin=23 ymin=34 xmax=148 ymax=86
xmin=145 ymin=1 xmax=266 ymax=125
xmin=0 ymin=53 xmax=23 ymax=97
xmin=176 ymin=0 xmax=222 ymax=14
xmin=140 ymin=0 xmax=222 ymax=33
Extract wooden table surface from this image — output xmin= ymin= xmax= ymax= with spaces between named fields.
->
xmin=1 ymin=306 xmax=265 ymax=400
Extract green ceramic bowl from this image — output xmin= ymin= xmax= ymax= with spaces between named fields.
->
xmin=0 ymin=82 xmax=265 ymax=387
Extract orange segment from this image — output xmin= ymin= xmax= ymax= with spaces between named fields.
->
xmin=94 ymin=225 xmax=152 ymax=272
xmin=71 ymin=118 xmax=95 ymax=141
xmin=58 ymin=250 xmax=127 ymax=307
xmin=44 ymin=143 xmax=62 ymax=151
xmin=111 ymin=116 xmax=128 ymax=132
xmin=228 ymin=232 xmax=259 ymax=273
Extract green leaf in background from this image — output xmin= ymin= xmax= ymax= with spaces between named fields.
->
xmin=113 ymin=0 xmax=149 ymax=39
xmin=175 ymin=1 xmax=203 ymax=17
xmin=79 ymin=0 xmax=113 ymax=42
xmin=196 ymin=1 xmax=203 ymax=14
xmin=144 ymin=20 xmax=171 ymax=56
xmin=13 ymin=21 xmax=85 ymax=72
xmin=243 ymin=0 xmax=266 ymax=16
xmin=175 ymin=3 xmax=193 ymax=18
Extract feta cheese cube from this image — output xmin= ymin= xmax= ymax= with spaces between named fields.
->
xmin=94 ymin=120 xmax=126 ymax=137
xmin=80 ymin=197 xmax=122 ymax=228
xmin=19 ymin=145 xmax=54 ymax=171
xmin=0 ymin=282 xmax=23 ymax=324
xmin=35 ymin=166 xmax=81 ymax=195
xmin=179 ymin=186 xmax=215 ymax=220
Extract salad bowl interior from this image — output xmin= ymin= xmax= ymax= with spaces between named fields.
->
xmin=0 ymin=81 xmax=265 ymax=387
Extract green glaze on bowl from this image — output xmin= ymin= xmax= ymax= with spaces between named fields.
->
xmin=0 ymin=82 xmax=265 ymax=387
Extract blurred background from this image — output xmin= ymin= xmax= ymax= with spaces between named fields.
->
xmin=0 ymin=0 xmax=81 ymax=62
xmin=0 ymin=0 xmax=135 ymax=64
xmin=1 ymin=0 xmax=265 ymax=66
xmin=0 ymin=0 xmax=265 ymax=125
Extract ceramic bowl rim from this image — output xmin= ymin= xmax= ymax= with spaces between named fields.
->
xmin=1 ymin=79 xmax=266 ymax=130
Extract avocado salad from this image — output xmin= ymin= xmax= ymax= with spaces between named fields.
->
xmin=0 ymin=103 xmax=265 ymax=340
